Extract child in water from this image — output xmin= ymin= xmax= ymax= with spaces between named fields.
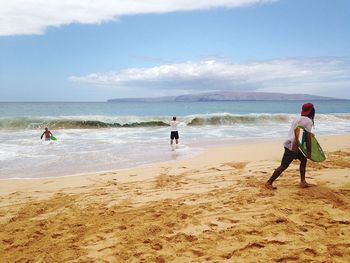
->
xmin=40 ymin=127 xmax=53 ymax=141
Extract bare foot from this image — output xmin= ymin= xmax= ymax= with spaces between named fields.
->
xmin=300 ymin=182 xmax=314 ymax=188
xmin=265 ymin=183 xmax=277 ymax=190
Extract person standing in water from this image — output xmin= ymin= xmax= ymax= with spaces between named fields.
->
xmin=265 ymin=103 xmax=315 ymax=189
xmin=41 ymin=127 xmax=53 ymax=141
xmin=170 ymin=116 xmax=179 ymax=145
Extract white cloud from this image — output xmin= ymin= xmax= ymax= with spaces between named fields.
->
xmin=70 ymin=57 xmax=350 ymax=98
xmin=0 ymin=0 xmax=276 ymax=36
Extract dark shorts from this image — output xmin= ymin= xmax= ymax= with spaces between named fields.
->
xmin=170 ymin=131 xmax=179 ymax=140
xmin=281 ymin=147 xmax=307 ymax=168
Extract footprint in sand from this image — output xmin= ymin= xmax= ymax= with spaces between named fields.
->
xmin=2 ymin=238 xmax=14 ymax=245
xmin=275 ymin=256 xmax=300 ymax=262
xmin=327 ymin=243 xmax=350 ymax=257
xmin=217 ymin=217 xmax=240 ymax=224
xmin=151 ymin=243 xmax=163 ymax=250
xmin=222 ymin=162 xmax=247 ymax=170
xmin=51 ymin=233 xmax=63 ymax=239
xmin=155 ymin=256 xmax=166 ymax=263
xmin=304 ymin=248 xmax=318 ymax=256
xmin=190 ymin=249 xmax=205 ymax=257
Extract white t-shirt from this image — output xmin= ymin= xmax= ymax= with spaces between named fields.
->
xmin=284 ymin=116 xmax=313 ymax=150
xmin=170 ymin=120 xmax=178 ymax=131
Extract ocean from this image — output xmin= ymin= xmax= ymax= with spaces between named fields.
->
xmin=1 ymin=100 xmax=349 ymax=179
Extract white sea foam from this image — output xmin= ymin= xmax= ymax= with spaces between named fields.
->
xmin=0 ymin=112 xmax=349 ymax=179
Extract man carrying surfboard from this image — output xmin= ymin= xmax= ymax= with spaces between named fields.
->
xmin=265 ymin=103 xmax=315 ymax=189
xmin=40 ymin=127 xmax=54 ymax=141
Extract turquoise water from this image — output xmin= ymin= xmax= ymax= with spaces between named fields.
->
xmin=1 ymin=100 xmax=350 ymax=117
xmin=0 ymin=100 xmax=349 ymax=179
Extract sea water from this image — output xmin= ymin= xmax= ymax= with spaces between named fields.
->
xmin=0 ymin=101 xmax=349 ymax=179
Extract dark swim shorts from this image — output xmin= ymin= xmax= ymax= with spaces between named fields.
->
xmin=281 ymin=147 xmax=306 ymax=168
xmin=170 ymin=131 xmax=179 ymax=140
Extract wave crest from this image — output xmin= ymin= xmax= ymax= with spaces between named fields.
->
xmin=0 ymin=113 xmax=349 ymax=130
xmin=188 ymin=114 xmax=290 ymax=126
xmin=0 ymin=117 xmax=169 ymax=129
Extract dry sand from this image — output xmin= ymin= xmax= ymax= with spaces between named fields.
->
xmin=1 ymin=135 xmax=350 ymax=262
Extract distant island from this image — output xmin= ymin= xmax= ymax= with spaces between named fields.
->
xmin=107 ymin=91 xmax=340 ymax=102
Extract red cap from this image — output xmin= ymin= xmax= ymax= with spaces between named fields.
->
xmin=301 ymin=103 xmax=314 ymax=116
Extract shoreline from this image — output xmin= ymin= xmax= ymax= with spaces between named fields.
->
xmin=1 ymin=134 xmax=350 ymax=262
xmin=1 ymin=133 xmax=349 ymax=191
xmin=1 ymin=133 xmax=348 ymax=181
xmin=0 ymin=135 xmax=282 ymax=180
xmin=1 ymin=133 xmax=349 ymax=204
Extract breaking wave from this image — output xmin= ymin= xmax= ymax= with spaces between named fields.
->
xmin=0 ymin=113 xmax=349 ymax=130
xmin=187 ymin=114 xmax=290 ymax=125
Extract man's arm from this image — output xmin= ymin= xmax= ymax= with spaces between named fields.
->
xmin=40 ymin=132 xmax=44 ymax=139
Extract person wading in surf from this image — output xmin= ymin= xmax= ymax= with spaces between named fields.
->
xmin=265 ymin=103 xmax=315 ymax=189
xmin=40 ymin=127 xmax=53 ymax=141
xmin=170 ymin=116 xmax=179 ymax=145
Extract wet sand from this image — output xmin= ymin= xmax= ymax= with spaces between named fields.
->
xmin=1 ymin=135 xmax=350 ymax=262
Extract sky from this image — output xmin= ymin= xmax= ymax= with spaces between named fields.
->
xmin=0 ymin=0 xmax=350 ymax=101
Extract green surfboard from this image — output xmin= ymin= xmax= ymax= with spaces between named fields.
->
xmin=50 ymin=135 xmax=57 ymax=141
xmin=294 ymin=126 xmax=326 ymax=162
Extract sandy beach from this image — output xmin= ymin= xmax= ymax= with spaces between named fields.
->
xmin=1 ymin=134 xmax=350 ymax=262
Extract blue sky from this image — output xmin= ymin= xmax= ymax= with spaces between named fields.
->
xmin=1 ymin=0 xmax=350 ymax=101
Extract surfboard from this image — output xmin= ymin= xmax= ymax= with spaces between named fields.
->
xmin=50 ymin=135 xmax=57 ymax=141
xmin=294 ymin=125 xmax=326 ymax=162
